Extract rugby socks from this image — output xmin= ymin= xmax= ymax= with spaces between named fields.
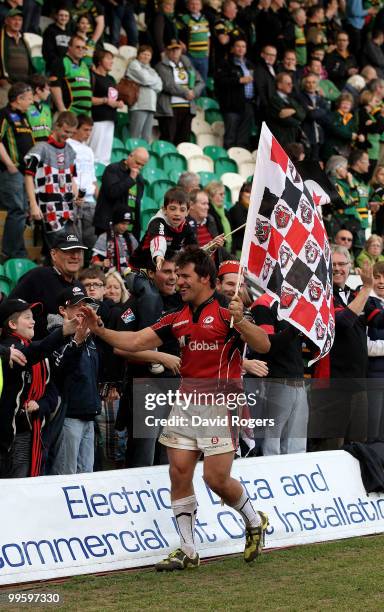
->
xmin=230 ymin=488 xmax=261 ymax=529
xmin=172 ymin=495 xmax=197 ymax=558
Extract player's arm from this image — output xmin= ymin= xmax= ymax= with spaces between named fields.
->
xmin=229 ymin=296 xmax=271 ymax=353
xmin=80 ymin=306 xmax=163 ymax=351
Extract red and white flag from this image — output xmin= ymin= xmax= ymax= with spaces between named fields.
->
xmin=240 ymin=123 xmax=335 ymax=361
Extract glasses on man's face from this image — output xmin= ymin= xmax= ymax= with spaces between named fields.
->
xmin=83 ymin=282 xmax=104 ymax=289
xmin=332 ymin=261 xmax=350 ymax=268
xmin=339 ymin=237 xmax=352 ymax=242
xmin=74 ymin=45 xmax=86 ymax=50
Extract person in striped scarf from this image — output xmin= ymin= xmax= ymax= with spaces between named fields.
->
xmin=0 ymin=298 xmax=79 ymax=478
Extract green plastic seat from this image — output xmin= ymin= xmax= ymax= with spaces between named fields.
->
xmin=140 ymin=209 xmax=158 ymax=238
xmin=141 ymin=196 xmax=159 ymax=212
xmin=0 ymin=275 xmax=12 ymax=296
xmin=146 ymin=152 xmax=161 ymax=169
xmin=215 ymin=158 xmax=238 ymax=175
xmin=206 ymin=77 xmax=215 ymax=92
xmin=32 ymin=56 xmax=46 ymax=74
xmin=112 ymin=136 xmax=125 ymax=150
xmin=115 ymin=112 xmax=130 ymax=139
xmin=119 ymin=124 xmax=131 ymax=143
xmin=125 ymin=137 xmax=149 ymax=152
xmin=149 ymin=179 xmax=175 ymax=202
xmin=196 ymin=97 xmax=220 ymax=111
xmin=203 ymin=145 xmax=228 ymax=161
xmin=150 ymin=140 xmax=178 ymax=157
xmin=142 ymin=166 xmax=167 ymax=184
xmin=4 ymin=258 xmax=37 ymax=287
xmin=95 ymin=162 xmax=106 ymax=179
xmin=110 ymin=148 xmax=126 ymax=164
xmin=224 ymin=186 xmax=232 ymax=209
xmin=198 ymin=171 xmax=218 ymax=187
xmin=205 ymin=108 xmax=224 ymax=124
xmin=168 ymin=168 xmax=183 ymax=184
xmin=161 ymin=152 xmax=187 ymax=174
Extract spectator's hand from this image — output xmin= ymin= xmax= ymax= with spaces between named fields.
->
xmin=357 ymin=134 xmax=365 ymax=142
xmin=62 ymin=311 xmax=81 ymax=336
xmin=317 ymin=86 xmax=324 ymax=97
xmin=185 ymin=89 xmax=195 ymax=100
xmin=25 ymin=400 xmax=39 ymax=413
xmin=240 ymin=76 xmax=253 ymax=84
xmin=9 ymin=345 xmax=27 ymax=367
xmin=367 ymin=6 xmax=377 ymax=14
xmin=348 ymin=67 xmax=358 ymax=75
xmin=359 ymin=260 xmax=374 ymax=289
xmin=156 ymin=255 xmax=164 ymax=270
xmin=347 ymin=171 xmax=354 ymax=186
xmin=211 ymin=233 xmax=225 ymax=248
xmin=80 ymin=305 xmax=102 ymax=334
xmin=218 ymin=34 xmax=230 ymax=45
xmin=365 ymin=119 xmax=374 ymax=126
xmin=116 ymin=100 xmax=124 ymax=109
xmin=279 ymin=108 xmax=296 ymax=118
xmin=30 ymin=205 xmax=43 ymax=221
xmin=243 ymin=358 xmax=269 ymax=377
xmin=158 ymin=352 xmax=181 ymax=374
xmin=369 ymin=201 xmax=380 ymax=213
xmin=7 ymin=163 xmax=18 ymax=175
xmin=130 ymin=167 xmax=139 ymax=180
xmin=228 ymin=295 xmax=244 ymax=324
xmin=74 ymin=320 xmax=90 ymax=344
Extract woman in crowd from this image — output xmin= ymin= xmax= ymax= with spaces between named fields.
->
xmin=205 ymin=180 xmax=232 ymax=252
xmin=356 ymin=235 xmax=384 ymax=267
xmin=104 ymin=269 xmax=129 ymax=305
xmin=89 ymin=49 xmax=124 ymax=166
xmin=125 ymin=45 xmax=163 ymax=141
xmin=75 ymin=14 xmax=96 ymax=67
xmin=325 ymin=154 xmax=361 ymax=244
xmin=358 ymin=90 xmax=384 ymax=176
xmin=322 ymin=93 xmax=363 ymax=161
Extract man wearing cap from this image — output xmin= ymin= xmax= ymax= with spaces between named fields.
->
xmin=49 ymin=286 xmax=101 ymax=475
xmin=0 ymin=81 xmax=34 ymax=260
xmin=155 ymin=40 xmax=204 ymax=145
xmin=94 ymin=147 xmax=148 ymax=240
xmin=0 ymin=8 xmax=35 ymax=108
xmin=91 ymin=206 xmax=138 ymax=274
xmin=9 ymin=234 xmax=87 ymax=339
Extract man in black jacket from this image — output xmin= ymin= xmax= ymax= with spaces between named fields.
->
xmin=267 ymin=72 xmax=305 ymax=146
xmin=215 ymin=38 xmax=256 ymax=149
xmin=298 ymin=73 xmax=329 ymax=161
xmin=93 ymin=147 xmax=148 ymax=240
xmin=252 ymin=45 xmax=277 ymax=123
xmin=324 ymin=31 xmax=358 ymax=90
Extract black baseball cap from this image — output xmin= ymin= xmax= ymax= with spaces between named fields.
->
xmin=57 ymin=286 xmax=96 ymax=308
xmin=52 ymin=234 xmax=87 ymax=251
xmin=0 ymin=299 xmax=42 ymax=326
xmin=112 ymin=207 xmax=132 ymax=224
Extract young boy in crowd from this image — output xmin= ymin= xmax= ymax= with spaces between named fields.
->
xmin=91 ymin=207 xmax=138 ymax=275
xmin=0 ymin=298 xmax=78 ymax=478
xmin=49 ymin=287 xmax=101 ymax=475
xmin=130 ymin=188 xmax=197 ymax=269
xmin=26 ymin=75 xmax=52 ymax=142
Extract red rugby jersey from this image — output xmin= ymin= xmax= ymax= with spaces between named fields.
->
xmin=151 ymin=294 xmax=244 ymax=384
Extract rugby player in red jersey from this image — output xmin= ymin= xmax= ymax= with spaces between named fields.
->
xmin=81 ymin=247 xmax=270 ymax=570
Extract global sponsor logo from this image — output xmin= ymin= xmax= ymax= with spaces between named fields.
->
xmin=189 ymin=340 xmax=219 ymax=351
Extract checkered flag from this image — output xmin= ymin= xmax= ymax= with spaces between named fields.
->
xmin=240 ymin=123 xmax=335 ymax=362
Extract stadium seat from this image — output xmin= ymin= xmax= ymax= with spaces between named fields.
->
xmin=188 ymin=155 xmax=214 ymax=173
xmin=224 ymin=185 xmax=233 ymax=209
xmin=161 ymin=152 xmax=187 ymax=174
xmin=215 ymin=158 xmax=238 ymax=175
xmin=95 ymin=162 xmax=106 ymax=178
xmin=142 ymin=166 xmax=167 ymax=183
xmin=203 ymin=145 xmax=228 ymax=161
xmin=125 ymin=138 xmax=149 ymax=152
xmin=146 ymin=152 xmax=161 ymax=169
xmin=111 ymin=56 xmax=129 ymax=83
xmin=251 ymin=149 xmax=258 ymax=161
xmin=168 ymin=168 xmax=184 ymax=183
xmin=103 ymin=42 xmax=119 ymax=55
xmin=205 ymin=109 xmax=224 ymax=124
xmin=150 ymin=140 xmax=177 ymax=157
xmin=198 ymin=171 xmax=218 ymax=186
xmin=196 ymin=133 xmax=220 ymax=149
xmin=141 ymin=196 xmax=159 ymax=212
xmin=39 ymin=16 xmax=53 ymax=32
xmin=211 ymin=121 xmax=225 ymax=138
xmin=31 ymin=56 xmax=46 ymax=74
xmin=115 ymin=110 xmax=129 ymax=139
xmin=0 ymin=275 xmax=12 ymax=296
xmin=149 ymin=179 xmax=175 ymax=201
xmin=177 ymin=142 xmax=203 ymax=159
xmin=110 ymin=148 xmax=126 ymax=163
xmin=140 ymin=209 xmax=158 ymax=237
xmin=191 ymin=117 xmax=213 ymax=135
xmin=4 ymin=259 xmax=37 ymax=288
xmin=118 ymin=45 xmax=138 ymax=61
xmin=112 ymin=137 xmax=125 ymax=150
xmin=221 ymin=172 xmax=244 ymax=204
xmin=238 ymin=161 xmax=255 ymax=181
xmin=227 ymin=147 xmax=253 ymax=164
xmin=196 ymin=97 xmax=220 ymax=111
xmin=23 ymin=33 xmax=43 ymax=52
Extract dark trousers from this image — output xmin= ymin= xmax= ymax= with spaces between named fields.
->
xmin=223 ymin=101 xmax=254 ymax=149
xmin=158 ymin=108 xmax=193 ymax=145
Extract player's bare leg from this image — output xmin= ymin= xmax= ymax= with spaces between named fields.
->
xmin=155 ymin=448 xmax=201 ymax=572
xmin=203 ymin=452 xmax=269 ymax=562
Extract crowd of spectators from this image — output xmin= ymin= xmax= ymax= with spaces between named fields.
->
xmin=0 ymin=0 xmax=384 ymax=479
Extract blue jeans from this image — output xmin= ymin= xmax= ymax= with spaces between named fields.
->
xmin=108 ymin=2 xmax=138 ymax=47
xmin=52 ymin=417 xmax=95 ymax=474
xmin=0 ymin=170 xmax=27 ymax=258
xmin=189 ymin=56 xmax=208 ymax=85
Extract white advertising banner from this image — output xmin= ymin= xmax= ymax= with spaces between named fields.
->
xmin=1 ymin=450 xmax=384 ymax=585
